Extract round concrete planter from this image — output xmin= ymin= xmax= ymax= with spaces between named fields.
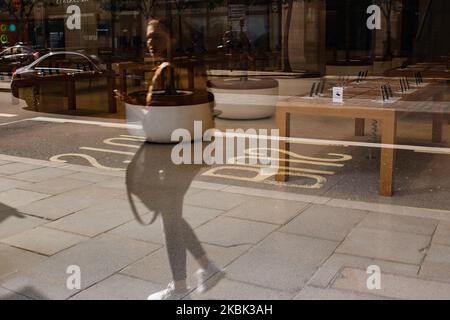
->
xmin=125 ymin=90 xmax=215 ymax=143
xmin=207 ymin=78 xmax=279 ymax=120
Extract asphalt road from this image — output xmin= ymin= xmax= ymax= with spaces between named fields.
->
xmin=0 ymin=90 xmax=142 ymax=170
xmin=1 ymin=87 xmax=450 ymax=211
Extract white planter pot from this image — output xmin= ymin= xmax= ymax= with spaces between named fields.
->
xmin=126 ymin=91 xmax=215 ymax=143
xmin=207 ymin=78 xmax=279 ymax=120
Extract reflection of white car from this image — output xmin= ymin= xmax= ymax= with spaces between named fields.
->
xmin=11 ymin=51 xmax=107 ymax=108
xmin=12 ymin=51 xmax=102 ymax=80
xmin=0 ymin=44 xmax=39 ymax=73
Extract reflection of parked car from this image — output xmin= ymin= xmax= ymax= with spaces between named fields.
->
xmin=13 ymin=51 xmax=102 ymax=79
xmin=0 ymin=44 xmax=39 ymax=73
xmin=11 ymin=51 xmax=105 ymax=98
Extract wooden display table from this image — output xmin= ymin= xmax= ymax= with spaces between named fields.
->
xmin=275 ymin=79 xmax=450 ymax=197
xmin=384 ymin=62 xmax=450 ymax=80
xmin=12 ymin=71 xmax=117 ymax=113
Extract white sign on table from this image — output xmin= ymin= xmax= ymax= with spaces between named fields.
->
xmin=333 ymin=87 xmax=344 ymax=104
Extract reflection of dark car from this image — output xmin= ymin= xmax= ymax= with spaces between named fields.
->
xmin=11 ymin=51 xmax=104 ymax=99
xmin=0 ymin=45 xmax=39 ymax=73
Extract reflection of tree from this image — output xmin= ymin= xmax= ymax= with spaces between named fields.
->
xmin=99 ymin=0 xmax=161 ymax=57
xmin=176 ymin=0 xmax=225 ymax=52
xmin=282 ymin=0 xmax=314 ymax=72
xmin=374 ymin=0 xmax=395 ymax=59
xmin=0 ymin=0 xmax=37 ymax=42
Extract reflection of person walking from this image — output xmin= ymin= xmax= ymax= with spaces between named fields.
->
xmin=125 ymin=18 xmax=224 ymax=300
xmin=127 ymin=143 xmax=225 ymax=300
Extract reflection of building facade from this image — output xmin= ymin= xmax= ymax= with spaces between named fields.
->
xmin=0 ymin=1 xmax=448 ymax=72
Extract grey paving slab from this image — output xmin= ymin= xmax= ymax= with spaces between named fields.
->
xmin=121 ymin=243 xmax=250 ymax=288
xmin=0 ymin=211 xmax=46 ymax=240
xmin=45 ymin=199 xmax=145 ymax=237
xmin=190 ymin=181 xmax=228 ymax=191
xmin=358 ymin=212 xmax=438 ymax=236
xmin=1 ymin=227 xmax=88 ymax=256
xmin=293 ymin=285 xmax=387 ymax=300
xmin=308 ymin=253 xmax=420 ymax=288
xmin=190 ymin=278 xmax=294 ymax=300
xmin=59 ymin=164 xmax=124 ymax=177
xmin=0 ymin=244 xmax=47 ymax=280
xmin=70 ymin=274 xmax=162 ymax=300
xmin=0 ymin=156 xmax=64 ymax=168
xmin=0 ymin=163 xmax=43 ymax=176
xmin=279 ymin=205 xmax=366 ymax=241
xmin=419 ymin=244 xmax=450 ymax=282
xmin=0 ymin=160 xmax=11 ymax=166
xmin=226 ymin=232 xmax=339 ymax=293
xmin=327 ymin=199 xmax=450 ymax=222
xmin=18 ymin=177 xmax=93 ymax=195
xmin=336 ymin=227 xmax=431 ymax=265
xmin=0 ymin=177 xmax=32 ymax=192
xmin=92 ymin=177 xmax=126 ymax=191
xmin=65 ymin=171 xmax=115 ymax=183
xmin=0 ymin=189 xmax=50 ymax=208
xmin=184 ymin=187 xmax=205 ymax=198
xmin=222 ymin=186 xmax=330 ymax=204
xmin=17 ymin=185 xmax=125 ymax=220
xmin=0 ymin=287 xmax=31 ymax=300
xmin=195 ymin=216 xmax=278 ymax=247
xmin=184 ymin=190 xmax=253 ymax=211
xmin=10 ymin=167 xmax=74 ymax=183
xmin=1 ymin=233 xmax=158 ymax=300
xmin=332 ymin=267 xmax=450 ymax=300
xmin=225 ymin=198 xmax=308 ymax=225
xmin=433 ymin=222 xmax=450 ymax=246
xmin=109 ymin=205 xmax=224 ymax=245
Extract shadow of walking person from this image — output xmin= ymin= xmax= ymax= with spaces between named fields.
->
xmin=0 ymin=286 xmax=49 ymax=300
xmin=0 ymin=203 xmax=25 ymax=225
xmin=126 ymin=142 xmax=225 ymax=300
xmin=0 ymin=204 xmax=50 ymax=300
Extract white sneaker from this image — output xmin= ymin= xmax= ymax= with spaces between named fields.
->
xmin=195 ymin=262 xmax=226 ymax=293
xmin=147 ymin=282 xmax=190 ymax=300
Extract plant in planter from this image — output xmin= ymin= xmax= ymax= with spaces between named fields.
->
xmin=118 ymin=7 xmax=215 ymax=143
xmin=207 ymin=3 xmax=279 ymax=120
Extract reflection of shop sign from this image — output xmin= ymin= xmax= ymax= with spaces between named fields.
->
xmin=0 ymin=34 xmax=8 ymax=45
xmin=0 ymin=23 xmax=16 ymax=45
xmin=55 ymin=0 xmax=89 ymax=4
xmin=366 ymin=5 xmax=381 ymax=30
xmin=229 ymin=4 xmax=246 ymax=21
xmin=54 ymin=0 xmax=90 ymax=31
xmin=67 ymin=5 xmax=81 ymax=30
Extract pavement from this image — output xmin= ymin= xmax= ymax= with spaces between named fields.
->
xmin=0 ymin=153 xmax=450 ymax=300
xmin=0 ymin=80 xmax=449 ymax=300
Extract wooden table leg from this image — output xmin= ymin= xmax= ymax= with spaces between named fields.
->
xmin=188 ymin=65 xmax=195 ymax=91
xmin=432 ymin=113 xmax=444 ymax=143
xmin=32 ymin=85 xmax=40 ymax=111
xmin=355 ymin=118 xmax=365 ymax=136
xmin=275 ymin=110 xmax=290 ymax=182
xmin=107 ymin=75 xmax=117 ymax=113
xmin=120 ymin=69 xmax=127 ymax=95
xmin=379 ymin=111 xmax=397 ymax=197
xmin=67 ymin=78 xmax=76 ymax=111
